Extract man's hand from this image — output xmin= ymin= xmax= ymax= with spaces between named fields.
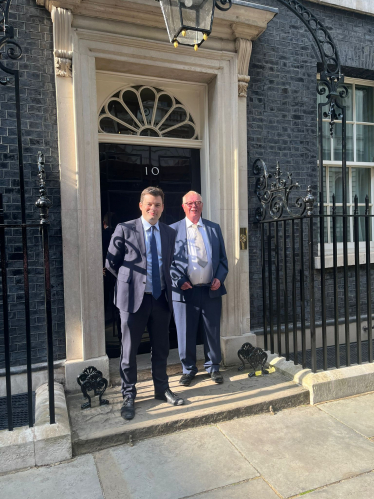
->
xmin=181 ymin=281 xmax=193 ymax=290
xmin=210 ymin=278 xmax=221 ymax=291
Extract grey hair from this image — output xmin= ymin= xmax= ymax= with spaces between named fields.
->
xmin=182 ymin=191 xmax=203 ymax=204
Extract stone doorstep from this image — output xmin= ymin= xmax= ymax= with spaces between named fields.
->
xmin=267 ymin=352 xmax=374 ymax=404
xmin=0 ymin=382 xmax=72 ymax=474
xmin=67 ymin=367 xmax=310 ymax=456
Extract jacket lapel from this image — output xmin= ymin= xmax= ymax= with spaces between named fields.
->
xmin=159 ymin=222 xmax=169 ymax=264
xmin=204 ymin=219 xmax=217 ymax=270
xmin=134 ymin=217 xmax=146 ymax=264
xmin=179 ymin=219 xmax=187 ymax=260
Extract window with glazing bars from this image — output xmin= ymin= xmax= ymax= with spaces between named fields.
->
xmin=318 ymin=78 xmax=374 ymax=243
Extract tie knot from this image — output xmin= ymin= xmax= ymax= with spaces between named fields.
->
xmin=192 ymin=224 xmax=198 ymax=229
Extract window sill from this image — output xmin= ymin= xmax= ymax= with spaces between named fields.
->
xmin=315 ymin=252 xmax=374 ymax=269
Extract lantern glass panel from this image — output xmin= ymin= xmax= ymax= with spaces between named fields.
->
xmin=160 ymin=0 xmax=214 ymax=46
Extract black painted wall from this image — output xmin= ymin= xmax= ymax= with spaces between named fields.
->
xmin=247 ymin=0 xmax=374 ymax=331
xmin=0 ymin=0 xmax=65 ymax=369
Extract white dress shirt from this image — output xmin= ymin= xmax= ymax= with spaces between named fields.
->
xmin=141 ymin=216 xmax=165 ymax=293
xmin=186 ymin=217 xmax=213 ymax=285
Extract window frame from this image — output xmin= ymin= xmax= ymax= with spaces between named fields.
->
xmin=318 ymin=77 xmax=374 ymax=245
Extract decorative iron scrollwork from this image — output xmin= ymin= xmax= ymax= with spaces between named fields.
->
xmin=238 ymin=343 xmax=268 ymax=376
xmin=77 ymin=366 xmax=109 ymax=410
xmin=35 ymin=152 xmax=52 ymax=225
xmin=215 ymin=0 xmax=232 ymax=12
xmin=317 ymin=80 xmax=349 ymax=137
xmin=274 ymin=0 xmax=348 ymax=138
xmin=0 ymin=0 xmax=22 ymax=79
xmin=275 ymin=0 xmax=341 ymax=81
xmin=253 ymin=158 xmax=314 ymax=222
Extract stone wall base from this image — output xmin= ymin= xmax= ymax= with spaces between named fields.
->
xmin=221 ymin=333 xmax=257 ymax=366
xmin=267 ymin=353 xmax=374 ymax=404
xmin=0 ymin=383 xmax=72 ymax=474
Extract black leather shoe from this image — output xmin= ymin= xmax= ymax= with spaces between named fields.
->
xmin=179 ymin=373 xmax=195 ymax=386
xmin=121 ymin=396 xmax=135 ymax=420
xmin=155 ymin=388 xmax=184 ymax=406
xmin=211 ymin=371 xmax=224 ymax=384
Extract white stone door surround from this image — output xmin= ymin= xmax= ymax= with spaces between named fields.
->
xmin=48 ymin=2 xmax=277 ymax=390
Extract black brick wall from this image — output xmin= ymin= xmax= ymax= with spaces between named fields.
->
xmin=0 ymin=0 xmax=65 ymax=369
xmin=247 ymin=0 xmax=374 ymax=331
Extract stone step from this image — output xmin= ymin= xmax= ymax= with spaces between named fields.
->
xmin=68 ymin=366 xmax=309 ymax=456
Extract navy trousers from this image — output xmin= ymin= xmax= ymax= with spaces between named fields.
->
xmin=173 ymin=286 xmax=222 ymax=376
xmin=119 ymin=292 xmax=170 ymax=399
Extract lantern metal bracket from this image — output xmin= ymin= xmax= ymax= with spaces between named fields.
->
xmin=0 ymin=0 xmax=22 ymax=77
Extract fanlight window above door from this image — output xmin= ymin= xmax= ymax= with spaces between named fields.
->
xmin=98 ymin=85 xmax=198 ymax=140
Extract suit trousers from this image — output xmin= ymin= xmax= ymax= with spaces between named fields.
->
xmin=173 ymin=286 xmax=222 ymax=375
xmin=119 ymin=291 xmax=170 ymax=399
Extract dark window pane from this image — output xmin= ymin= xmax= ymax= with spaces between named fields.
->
xmin=356 ymin=85 xmax=374 ymax=123
xmin=352 ymin=168 xmax=371 ymax=203
xmin=333 ymin=123 xmax=354 ymax=162
xmin=328 ymin=167 xmax=348 ymax=204
xmin=99 ymin=117 xmax=134 ymax=135
xmin=159 ymin=106 xmax=188 ymax=131
xmin=356 ymin=125 xmax=374 ymax=162
xmin=163 ymin=123 xmax=196 ymax=139
xmin=122 ymin=90 xmax=144 ymax=126
xmin=108 ymin=100 xmax=138 ymax=130
xmin=330 ymin=206 xmax=350 ymax=243
xmin=154 ymin=93 xmax=174 ymax=126
xmin=321 ymin=121 xmax=331 ymax=160
xmin=140 ymin=87 xmax=156 ymax=125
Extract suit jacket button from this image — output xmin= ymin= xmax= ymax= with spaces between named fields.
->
xmin=143 ymin=282 xmax=146 ymax=284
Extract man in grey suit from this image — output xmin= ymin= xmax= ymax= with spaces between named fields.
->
xmin=170 ymin=191 xmax=228 ymax=386
xmin=106 ymin=186 xmax=184 ymax=420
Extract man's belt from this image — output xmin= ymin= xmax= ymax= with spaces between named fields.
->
xmin=193 ymin=283 xmax=211 ymax=287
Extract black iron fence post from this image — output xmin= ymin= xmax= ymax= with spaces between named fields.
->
xmin=365 ymin=195 xmax=372 ymax=363
xmin=35 ymin=152 xmax=55 ymax=425
xmin=0 ymin=194 xmax=13 ymax=430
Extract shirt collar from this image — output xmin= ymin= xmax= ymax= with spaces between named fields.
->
xmin=185 ymin=217 xmax=203 ymax=229
xmin=141 ymin=216 xmax=160 ymax=231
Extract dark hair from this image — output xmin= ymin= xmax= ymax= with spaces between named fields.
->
xmin=103 ymin=211 xmax=117 ymax=228
xmin=140 ymin=186 xmax=165 ymax=204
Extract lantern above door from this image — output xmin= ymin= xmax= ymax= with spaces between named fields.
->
xmin=157 ymin=0 xmax=232 ymax=50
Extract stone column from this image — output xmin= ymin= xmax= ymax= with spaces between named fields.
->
xmin=51 ymin=7 xmax=109 ymax=390
xmin=220 ymin=33 xmax=256 ymax=364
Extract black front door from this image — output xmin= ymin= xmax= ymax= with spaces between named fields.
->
xmin=100 ymin=143 xmax=201 ymax=357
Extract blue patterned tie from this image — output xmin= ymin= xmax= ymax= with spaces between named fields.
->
xmin=151 ymin=226 xmax=161 ymax=300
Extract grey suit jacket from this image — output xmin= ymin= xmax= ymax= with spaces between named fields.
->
xmin=105 ymin=217 xmax=176 ymax=313
xmin=169 ymin=218 xmax=228 ymax=302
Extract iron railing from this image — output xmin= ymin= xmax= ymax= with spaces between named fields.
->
xmin=0 ymin=0 xmax=55 ymax=430
xmin=0 ymin=154 xmax=55 ymax=431
xmin=255 ymin=160 xmax=374 ymax=373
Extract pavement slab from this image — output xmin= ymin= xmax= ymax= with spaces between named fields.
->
xmin=189 ymin=477 xmax=280 ymax=498
xmin=68 ymin=366 xmax=309 ymax=455
xmin=0 ymin=455 xmax=103 ymax=499
xmin=306 ymin=471 xmax=374 ymax=498
xmin=318 ymin=392 xmax=374 ymax=437
xmin=218 ymin=405 xmax=374 ymax=498
xmin=95 ymin=426 xmax=258 ymax=499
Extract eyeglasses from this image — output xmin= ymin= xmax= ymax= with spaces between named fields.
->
xmin=184 ymin=201 xmax=202 ymax=207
